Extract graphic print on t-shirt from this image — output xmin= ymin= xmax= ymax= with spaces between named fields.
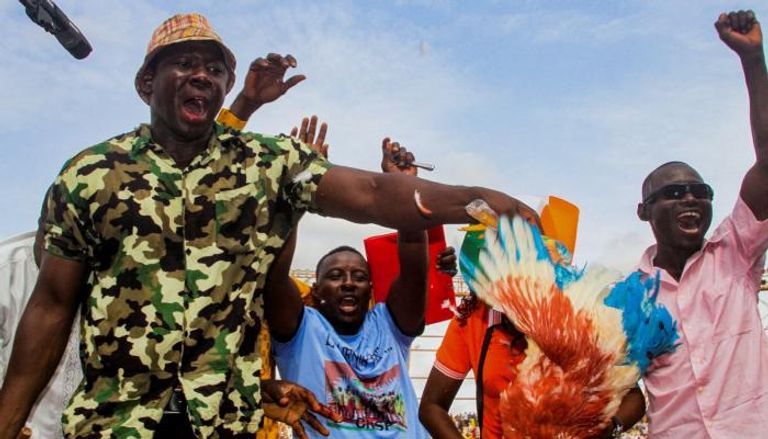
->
xmin=324 ymin=361 xmax=407 ymax=433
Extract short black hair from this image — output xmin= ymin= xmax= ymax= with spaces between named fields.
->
xmin=315 ymin=245 xmax=367 ymax=277
xmin=641 ymin=161 xmax=699 ymax=200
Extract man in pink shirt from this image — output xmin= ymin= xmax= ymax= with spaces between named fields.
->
xmin=636 ymin=10 xmax=768 ymax=438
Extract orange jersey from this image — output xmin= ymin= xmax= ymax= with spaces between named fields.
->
xmin=434 ymin=303 xmax=526 ymax=439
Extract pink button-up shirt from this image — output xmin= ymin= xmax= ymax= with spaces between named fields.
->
xmin=638 ymin=197 xmax=768 ymax=438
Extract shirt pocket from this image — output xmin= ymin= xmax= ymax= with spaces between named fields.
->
xmin=215 ymin=184 xmax=266 ymax=254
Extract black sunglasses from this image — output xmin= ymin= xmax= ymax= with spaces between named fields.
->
xmin=643 ymin=183 xmax=714 ymax=204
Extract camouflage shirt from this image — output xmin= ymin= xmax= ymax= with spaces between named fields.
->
xmin=44 ymin=124 xmax=331 ymax=438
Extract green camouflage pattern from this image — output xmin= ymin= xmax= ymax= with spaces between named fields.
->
xmin=44 ymin=123 xmax=331 ymax=438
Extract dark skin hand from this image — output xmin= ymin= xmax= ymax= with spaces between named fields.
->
xmin=715 ymin=10 xmax=768 ymax=221
xmin=261 ymin=379 xmax=342 ymax=439
xmin=436 ymin=246 xmax=458 ymax=277
xmin=291 ymin=115 xmax=329 ymax=158
xmin=590 ymin=386 xmax=646 ymax=438
xmin=229 ymin=53 xmax=305 ymax=121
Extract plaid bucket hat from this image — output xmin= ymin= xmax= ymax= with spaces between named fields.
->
xmin=135 ymin=13 xmax=236 ymax=103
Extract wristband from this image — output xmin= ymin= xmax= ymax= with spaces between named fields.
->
xmin=216 ymin=107 xmax=247 ymax=130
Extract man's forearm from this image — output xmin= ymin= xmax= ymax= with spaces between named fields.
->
xmin=743 ymin=52 xmax=768 ymax=161
xmin=419 ymin=402 xmax=463 ymax=439
xmin=228 ymin=92 xmax=262 ymax=122
xmin=316 ymin=166 xmax=532 ymax=232
xmin=0 ymin=296 xmax=76 ymax=439
xmin=262 ymin=232 xmax=304 ymax=342
xmin=386 ymin=230 xmax=429 ymax=336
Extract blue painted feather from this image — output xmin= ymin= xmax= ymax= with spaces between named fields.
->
xmin=604 ymin=270 xmax=680 ymax=374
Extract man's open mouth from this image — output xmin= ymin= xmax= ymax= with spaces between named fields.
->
xmin=676 ymin=210 xmax=702 ymax=234
xmin=181 ymin=97 xmax=209 ymax=122
xmin=338 ymin=296 xmax=360 ymax=314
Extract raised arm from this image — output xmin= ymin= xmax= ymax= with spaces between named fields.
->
xmin=379 ymin=139 xmax=429 ymax=336
xmin=263 ymin=232 xmax=304 ymax=342
xmin=219 ymin=53 xmax=306 ymax=127
xmin=0 ymin=254 xmax=85 ymax=439
xmin=263 ymin=116 xmax=330 ymax=342
xmin=716 ymin=10 xmax=768 ymax=219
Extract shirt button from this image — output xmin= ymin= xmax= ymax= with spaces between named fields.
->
xmin=698 ymin=386 xmax=704 ymax=393
xmin=185 ymin=248 xmax=191 ymax=255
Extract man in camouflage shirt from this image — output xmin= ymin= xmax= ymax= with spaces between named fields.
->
xmin=0 ymin=13 xmax=536 ymax=439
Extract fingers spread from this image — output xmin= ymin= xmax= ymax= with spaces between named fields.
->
xmin=316 ymin=123 xmax=328 ymax=150
xmin=295 ymin=385 xmax=323 ymax=412
xmin=299 ymin=117 xmax=310 ymax=143
xmin=266 ymin=52 xmax=287 ymax=66
xmin=251 ymin=57 xmax=270 ymax=70
xmin=303 ymin=411 xmax=331 ymax=436
xmin=292 ymin=420 xmax=309 ymax=439
xmin=307 ymin=115 xmax=318 ymax=145
xmin=290 ymin=127 xmax=299 ymax=138
xmin=285 ymin=54 xmax=298 ymax=67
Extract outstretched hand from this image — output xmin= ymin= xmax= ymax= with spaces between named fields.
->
xmin=291 ymin=115 xmax=329 ymax=158
xmin=261 ymin=379 xmax=341 ymax=439
xmin=230 ymin=53 xmax=306 ymax=120
xmin=715 ymin=10 xmax=763 ymax=58
xmin=381 ymin=138 xmax=417 ymax=176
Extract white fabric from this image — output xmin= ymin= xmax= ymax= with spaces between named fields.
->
xmin=0 ymin=232 xmax=82 ymax=439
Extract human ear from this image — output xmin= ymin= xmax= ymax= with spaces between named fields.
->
xmin=637 ymin=203 xmax=650 ymax=221
xmin=138 ymin=69 xmax=155 ymax=105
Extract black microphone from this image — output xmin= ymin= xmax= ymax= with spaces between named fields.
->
xmin=20 ymin=0 xmax=92 ymax=59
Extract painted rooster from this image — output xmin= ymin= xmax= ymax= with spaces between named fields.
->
xmin=460 ymin=216 xmax=678 ymax=438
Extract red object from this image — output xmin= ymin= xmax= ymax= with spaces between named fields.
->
xmin=363 ymin=226 xmax=456 ymax=325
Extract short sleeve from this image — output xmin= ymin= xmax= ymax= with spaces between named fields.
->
xmin=725 ymin=196 xmax=768 ymax=262
xmin=434 ymin=317 xmax=471 ymax=380
xmin=375 ymin=304 xmax=415 ymax=352
xmin=271 ymin=306 xmax=310 ymax=357
xmin=276 ymin=136 xmax=333 ymax=213
xmin=44 ymin=170 xmax=91 ymax=263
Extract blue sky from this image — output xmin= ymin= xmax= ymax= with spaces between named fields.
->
xmin=0 ymin=0 xmax=764 ymax=272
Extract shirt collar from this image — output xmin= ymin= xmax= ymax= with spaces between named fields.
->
xmin=487 ymin=307 xmax=504 ymax=328
xmin=130 ymin=123 xmax=237 ymax=158
xmin=635 ymin=233 xmax=723 ymax=284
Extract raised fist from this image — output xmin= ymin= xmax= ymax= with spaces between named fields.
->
xmin=715 ymin=10 xmax=763 ymax=57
